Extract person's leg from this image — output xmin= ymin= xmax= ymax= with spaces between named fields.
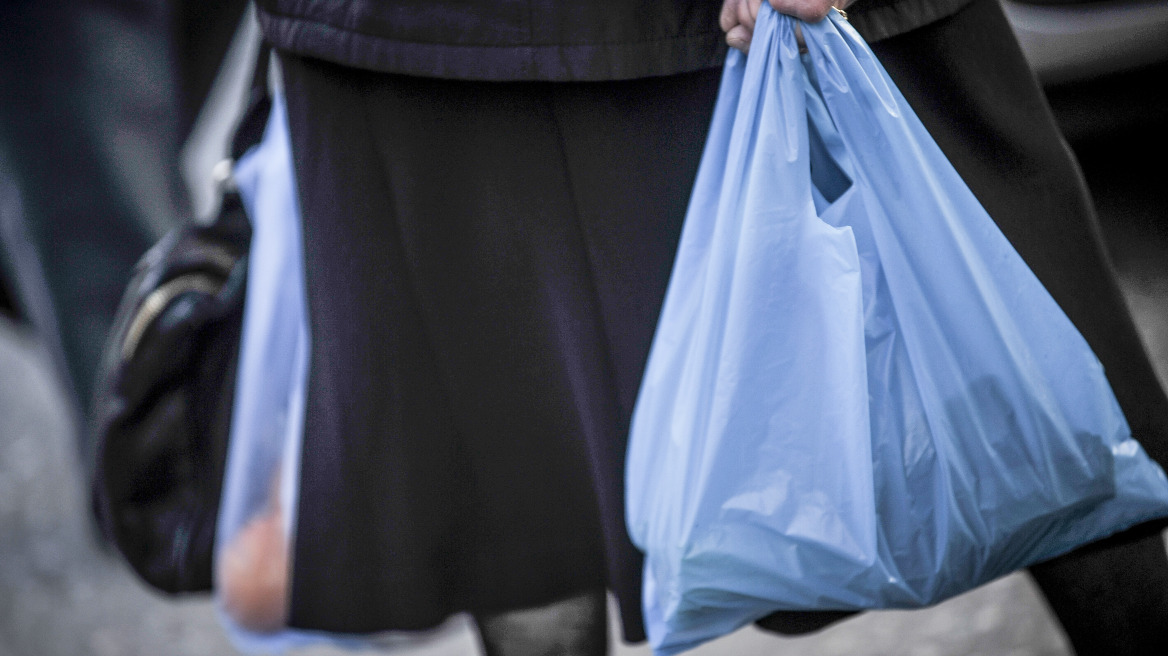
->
xmin=0 ymin=0 xmax=186 ymax=467
xmin=474 ymin=590 xmax=609 ymax=656
xmin=870 ymin=1 xmax=1168 ymax=653
xmin=1029 ymin=527 xmax=1168 ymax=655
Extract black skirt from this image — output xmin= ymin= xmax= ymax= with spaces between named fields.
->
xmin=280 ymin=59 xmax=722 ymax=641
xmin=279 ymin=0 xmax=1168 ymax=642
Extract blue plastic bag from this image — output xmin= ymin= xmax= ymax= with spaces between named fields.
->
xmin=625 ymin=8 xmax=1168 ymax=655
xmin=214 ymin=91 xmax=320 ymax=652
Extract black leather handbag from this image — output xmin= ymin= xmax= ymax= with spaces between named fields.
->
xmin=90 ymin=191 xmax=250 ymax=592
xmin=90 ymin=59 xmax=270 ymax=593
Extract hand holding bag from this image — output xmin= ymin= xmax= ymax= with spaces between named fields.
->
xmin=625 ymin=8 xmax=1168 ymax=655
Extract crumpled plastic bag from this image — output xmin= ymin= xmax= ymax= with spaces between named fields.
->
xmin=625 ymin=8 xmax=1168 ymax=655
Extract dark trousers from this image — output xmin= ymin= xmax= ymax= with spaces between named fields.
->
xmin=0 ymin=0 xmax=246 ymax=472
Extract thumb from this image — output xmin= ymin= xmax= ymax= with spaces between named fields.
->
xmin=726 ymin=24 xmax=752 ymax=53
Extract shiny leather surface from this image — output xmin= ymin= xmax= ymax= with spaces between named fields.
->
xmin=90 ymin=197 xmax=249 ymax=593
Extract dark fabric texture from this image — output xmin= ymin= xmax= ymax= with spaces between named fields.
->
xmin=254 ymin=0 xmax=976 ymax=82
xmin=1028 ymin=528 xmax=1168 ymax=655
xmin=256 ymin=0 xmax=728 ymax=81
xmin=280 ymin=58 xmax=723 ymax=642
xmin=847 ymin=0 xmax=975 ymax=42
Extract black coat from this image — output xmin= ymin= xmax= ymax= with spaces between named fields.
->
xmin=255 ymin=0 xmax=975 ymax=81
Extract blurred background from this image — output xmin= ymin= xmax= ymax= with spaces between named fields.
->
xmin=1 ymin=1 xmax=1166 ymax=654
